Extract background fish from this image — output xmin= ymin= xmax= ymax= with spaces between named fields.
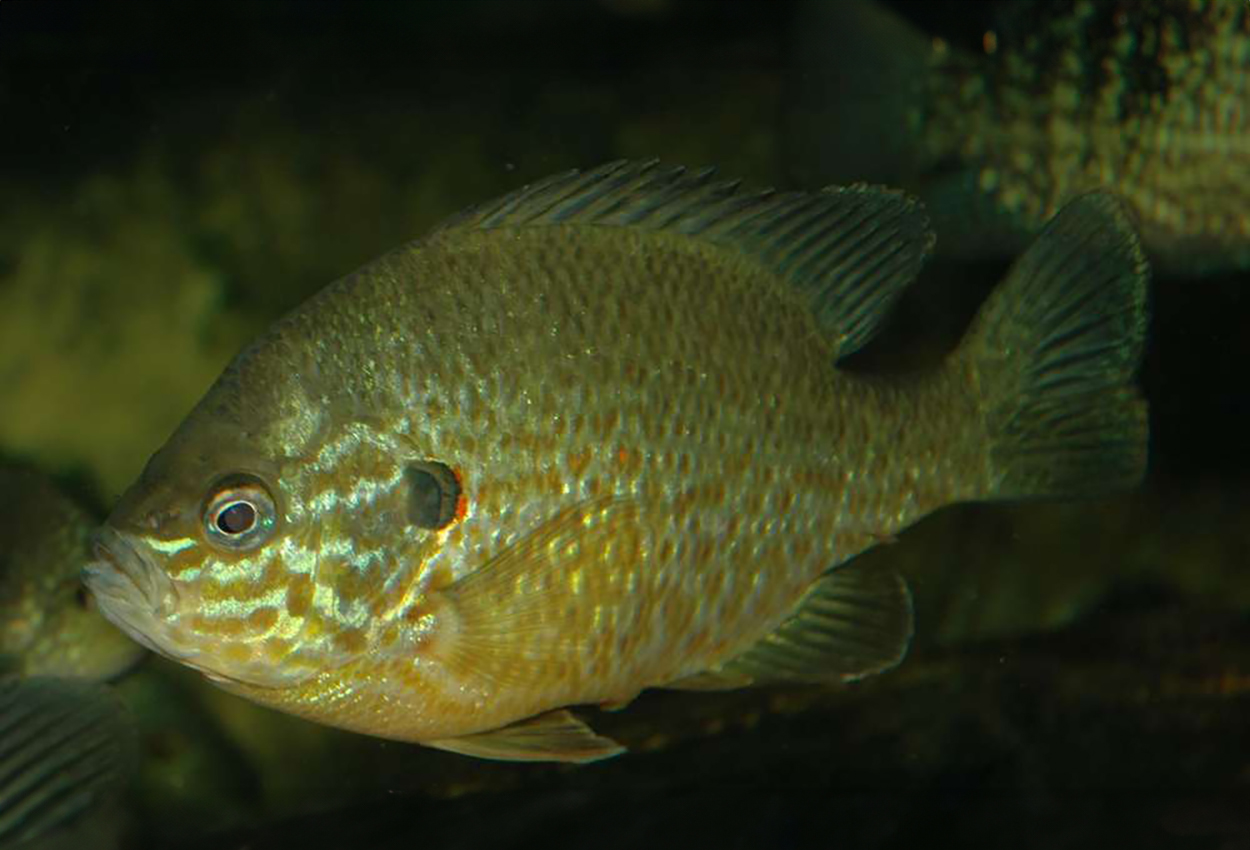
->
xmin=786 ymin=0 xmax=1250 ymax=276
xmin=0 ymin=676 xmax=138 ymax=848
xmin=0 ymin=468 xmax=144 ymax=680
xmin=84 ymin=161 xmax=1148 ymax=763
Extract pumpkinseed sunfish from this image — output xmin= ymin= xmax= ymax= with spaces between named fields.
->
xmin=84 ymin=161 xmax=1149 ymax=763
xmin=787 ymin=0 xmax=1250 ymax=276
xmin=0 ymin=468 xmax=144 ymax=680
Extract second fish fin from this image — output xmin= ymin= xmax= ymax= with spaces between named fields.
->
xmin=426 ymin=709 xmax=625 ymax=764
xmin=667 ymin=560 xmax=914 ymax=689
xmin=437 ymin=497 xmax=645 ymax=688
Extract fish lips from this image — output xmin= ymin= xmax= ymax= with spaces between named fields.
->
xmin=82 ymin=529 xmax=194 ymax=663
xmin=86 ymin=528 xmax=172 ymax=613
xmin=83 ymin=532 xmax=305 ymax=690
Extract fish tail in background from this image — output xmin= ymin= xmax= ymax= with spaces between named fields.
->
xmin=785 ymin=0 xmax=934 ymax=188
xmin=956 ymin=191 xmax=1151 ymax=500
xmin=0 ymin=676 xmax=138 ymax=846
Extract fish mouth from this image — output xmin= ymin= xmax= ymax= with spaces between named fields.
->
xmin=82 ymin=531 xmax=306 ymax=691
xmin=86 ymin=527 xmax=182 ymax=615
xmin=82 ymin=529 xmax=197 ymax=664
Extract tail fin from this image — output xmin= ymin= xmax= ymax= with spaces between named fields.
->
xmin=785 ymin=0 xmax=934 ymax=187
xmin=958 ymin=191 xmax=1150 ymax=500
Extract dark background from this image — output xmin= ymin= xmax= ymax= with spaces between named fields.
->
xmin=1 ymin=2 xmax=1247 ymax=848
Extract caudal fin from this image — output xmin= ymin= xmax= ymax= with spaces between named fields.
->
xmin=958 ymin=191 xmax=1150 ymax=500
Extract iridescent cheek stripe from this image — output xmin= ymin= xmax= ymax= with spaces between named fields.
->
xmin=146 ymin=536 xmax=197 ymax=555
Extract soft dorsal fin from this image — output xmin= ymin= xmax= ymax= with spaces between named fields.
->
xmin=665 ymin=560 xmax=914 ymax=690
xmin=432 ymin=160 xmax=934 ymax=358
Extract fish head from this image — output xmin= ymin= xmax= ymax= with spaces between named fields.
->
xmin=84 ymin=404 xmax=454 ymax=693
xmin=84 ymin=415 xmax=325 ymax=689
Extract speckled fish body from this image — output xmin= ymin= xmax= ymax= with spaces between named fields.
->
xmin=0 ymin=469 xmax=144 ymax=680
xmin=85 ymin=162 xmax=1149 ymax=762
xmin=788 ymin=0 xmax=1250 ymax=275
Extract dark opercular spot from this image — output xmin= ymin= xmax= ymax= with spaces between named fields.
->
xmin=406 ymin=461 xmax=461 ymax=530
xmin=216 ymin=501 xmax=257 ymax=535
xmin=74 ymin=585 xmax=92 ymax=609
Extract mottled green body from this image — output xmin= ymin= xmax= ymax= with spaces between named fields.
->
xmin=86 ymin=163 xmax=1149 ymax=761
xmin=225 ymin=228 xmax=981 ymax=731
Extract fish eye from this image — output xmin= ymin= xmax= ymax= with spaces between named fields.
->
xmin=405 ymin=461 xmax=461 ymax=530
xmin=203 ymin=475 xmax=276 ymax=551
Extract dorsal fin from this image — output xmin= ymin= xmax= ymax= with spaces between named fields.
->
xmin=432 ymin=160 xmax=934 ymax=358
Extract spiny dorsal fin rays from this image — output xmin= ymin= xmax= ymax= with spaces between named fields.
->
xmin=431 ymin=160 xmax=935 ymax=359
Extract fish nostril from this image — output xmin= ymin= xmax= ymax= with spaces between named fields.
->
xmin=141 ymin=509 xmax=182 ymax=532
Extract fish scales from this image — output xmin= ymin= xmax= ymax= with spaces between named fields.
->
xmin=85 ymin=162 xmax=1149 ymax=762
xmin=789 ymin=0 xmax=1250 ymax=274
xmin=925 ymin=0 xmax=1250 ymax=261
xmin=189 ymin=229 xmax=974 ymax=727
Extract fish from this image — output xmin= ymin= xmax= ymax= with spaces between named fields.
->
xmin=0 ymin=469 xmax=145 ymax=681
xmin=83 ymin=160 xmax=1149 ymax=763
xmin=786 ymin=0 xmax=1250 ymax=276
xmin=0 ymin=675 xmax=138 ymax=847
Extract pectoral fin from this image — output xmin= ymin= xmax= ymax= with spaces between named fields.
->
xmin=666 ymin=561 xmax=914 ymax=689
xmin=426 ymin=709 xmax=625 ymax=764
xmin=438 ymin=496 xmax=645 ymax=687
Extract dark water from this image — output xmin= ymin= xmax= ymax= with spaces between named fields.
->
xmin=0 ymin=2 xmax=1246 ymax=848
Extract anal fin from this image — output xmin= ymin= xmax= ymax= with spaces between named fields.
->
xmin=667 ymin=561 xmax=914 ymax=689
xmin=426 ymin=709 xmax=625 ymax=764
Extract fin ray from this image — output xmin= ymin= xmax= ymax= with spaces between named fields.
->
xmin=0 ymin=677 xmax=137 ymax=846
xmin=438 ymin=498 xmax=645 ymax=688
xmin=433 ymin=160 xmax=934 ymax=358
xmin=664 ymin=561 xmax=914 ymax=690
xmin=959 ymin=190 xmax=1150 ymax=499
xmin=427 ymin=709 xmax=624 ymax=764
